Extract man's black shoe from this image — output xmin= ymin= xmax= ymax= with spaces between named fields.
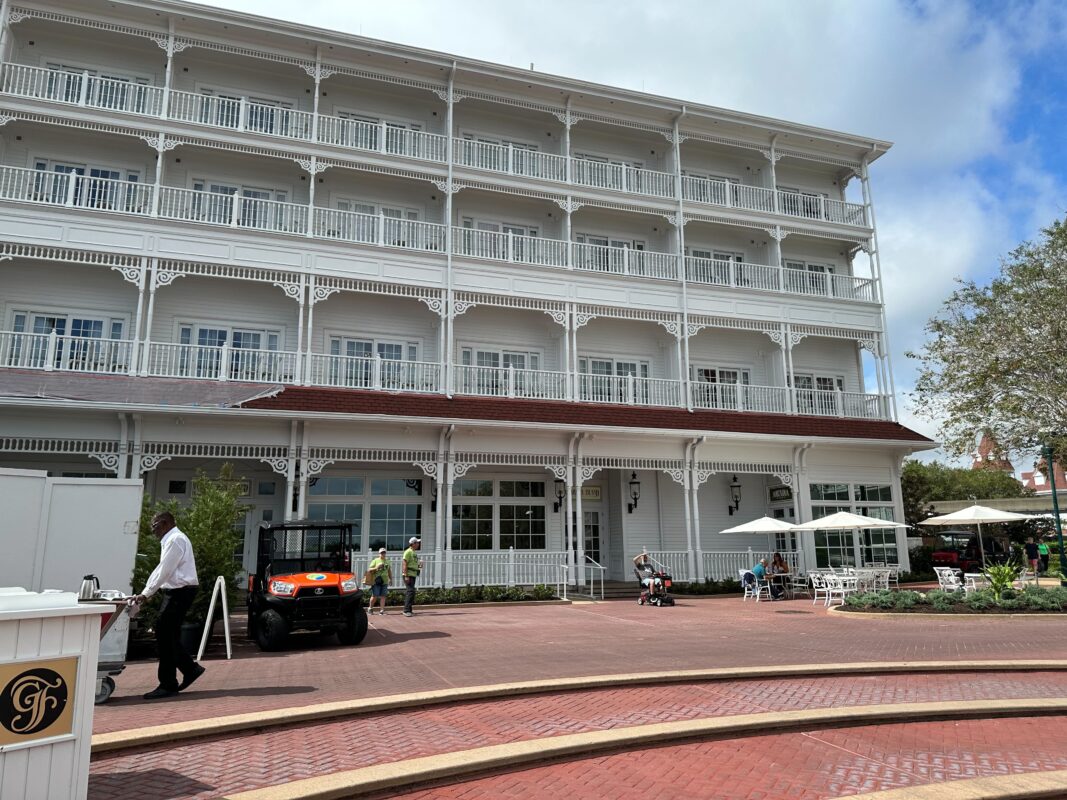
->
xmin=143 ymin=687 xmax=178 ymax=700
xmin=179 ymin=664 xmax=206 ymax=691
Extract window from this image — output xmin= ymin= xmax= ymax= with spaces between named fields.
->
xmin=457 ymin=347 xmax=543 ymax=395
xmin=335 ymin=112 xmax=423 ymax=155
xmin=167 ymin=480 xmax=188 ymax=495
xmin=499 ymin=481 xmax=546 ymax=498
xmin=578 ymin=357 xmax=651 ymax=403
xmin=307 ymin=502 xmax=363 ymax=522
xmin=368 ymin=504 xmax=421 ymax=551
xmin=8 ymin=310 xmax=128 ymax=371
xmin=810 ymin=482 xmax=896 ymax=568
xmin=855 ymin=484 xmax=893 ymax=502
xmin=682 ymin=172 xmax=740 ymax=205
xmin=858 ymin=507 xmax=899 ymax=566
xmin=793 ymin=374 xmax=846 ymax=415
xmin=325 ymin=337 xmax=420 ymax=389
xmin=371 ymin=478 xmax=422 ymax=497
xmin=454 ymin=479 xmax=493 ymax=497
xmin=810 ymin=483 xmax=849 ymax=502
xmin=451 ymin=504 xmax=493 ymax=550
xmin=175 ymin=323 xmax=283 ymax=380
xmin=309 ymin=476 xmax=365 ymax=497
xmin=778 ymin=187 xmax=828 ymax=220
xmin=784 ymin=260 xmax=834 ymax=296
xmin=499 ymin=505 xmax=546 ymax=550
xmin=574 ymin=233 xmax=646 ymax=273
xmin=257 ymin=481 xmax=277 ymax=496
xmin=459 ymin=133 xmax=541 ymax=175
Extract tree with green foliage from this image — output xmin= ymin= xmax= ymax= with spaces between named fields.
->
xmin=132 ymin=464 xmax=248 ymax=629
xmin=909 ymin=218 xmax=1067 ymax=464
xmin=901 ymin=459 xmax=1030 ymax=527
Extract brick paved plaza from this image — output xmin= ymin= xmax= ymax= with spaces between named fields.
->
xmin=88 ymin=597 xmax=1067 ymax=799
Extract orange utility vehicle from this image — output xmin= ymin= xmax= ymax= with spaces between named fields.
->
xmin=248 ymin=521 xmax=368 ymax=651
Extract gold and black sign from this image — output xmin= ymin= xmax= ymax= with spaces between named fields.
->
xmin=769 ymin=486 xmax=793 ymax=503
xmin=0 ymin=657 xmax=77 ymax=746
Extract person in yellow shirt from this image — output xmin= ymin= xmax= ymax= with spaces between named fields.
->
xmin=367 ymin=547 xmax=392 ymax=616
xmin=402 ymin=537 xmax=422 ymax=617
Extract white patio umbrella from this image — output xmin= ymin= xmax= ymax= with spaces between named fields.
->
xmin=790 ymin=511 xmax=907 ymax=569
xmin=791 ymin=511 xmax=908 ymax=531
xmin=719 ymin=516 xmax=798 ymax=553
xmin=918 ymin=505 xmax=1032 ymax=568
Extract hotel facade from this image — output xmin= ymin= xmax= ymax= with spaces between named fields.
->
xmin=0 ymin=0 xmax=933 ymax=589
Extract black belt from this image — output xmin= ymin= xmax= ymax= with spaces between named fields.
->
xmin=163 ymin=585 xmax=198 ymax=594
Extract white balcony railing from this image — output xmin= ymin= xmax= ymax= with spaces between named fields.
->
xmin=572 ymin=243 xmax=677 ymax=280
xmin=157 ymin=187 xmax=308 ymax=233
xmin=686 ymin=257 xmax=876 ymax=303
xmin=146 ymin=342 xmax=298 ymax=382
xmin=571 ymin=159 xmax=675 ymax=198
xmin=795 ymin=389 xmax=886 ymax=419
xmin=690 ymin=383 xmax=791 ymax=414
xmin=777 ymin=191 xmax=866 ymax=227
xmin=307 ymin=353 xmax=441 ymax=393
xmin=453 ymin=227 xmax=569 ymax=268
xmin=452 ymin=139 xmax=568 ymax=182
xmin=0 ymin=63 xmax=165 ymax=116
xmin=703 ymin=550 xmax=802 ymax=581
xmin=318 ymin=116 xmax=448 ymax=162
xmin=0 ymin=330 xmax=134 ymax=374
xmin=577 ymin=374 xmax=681 ymax=407
xmin=450 ymin=550 xmax=566 ymax=587
xmin=0 ymin=166 xmax=153 ymax=215
xmin=453 ymin=364 xmax=569 ymax=401
xmin=168 ymin=90 xmax=314 ymax=140
xmin=682 ymin=177 xmax=776 ymax=214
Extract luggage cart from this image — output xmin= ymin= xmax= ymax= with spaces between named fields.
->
xmin=80 ymin=592 xmax=132 ymax=704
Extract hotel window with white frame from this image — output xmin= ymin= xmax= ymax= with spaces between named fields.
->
xmin=682 ymin=171 xmax=739 ymax=205
xmin=457 ymin=347 xmax=541 ymax=395
xmin=334 ymin=111 xmax=423 ymax=156
xmin=808 ymin=482 xmax=897 ymax=568
xmin=174 ymin=323 xmax=282 ymax=381
xmin=32 ymin=158 xmax=142 ymax=211
xmin=193 ymin=87 xmax=296 ymax=135
xmin=783 ymin=260 xmax=835 ymax=296
xmin=458 ymin=132 xmax=541 ymax=175
xmin=574 ymin=233 xmax=646 ymax=273
xmin=792 ymin=373 xmax=845 ymax=415
xmin=42 ymin=62 xmax=154 ymax=113
xmin=687 ymin=249 xmax=745 ymax=286
xmin=325 ymin=337 xmax=420 ymax=390
xmin=578 ymin=357 xmax=650 ymax=403
xmin=449 ymin=479 xmax=549 ymax=551
xmin=778 ymin=187 xmax=828 ymax=220
xmin=189 ymin=179 xmax=291 ymax=230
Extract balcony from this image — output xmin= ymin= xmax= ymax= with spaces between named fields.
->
xmin=0 ymin=165 xmax=878 ymax=303
xmin=0 ymin=332 xmax=890 ymax=419
xmin=0 ymin=62 xmax=869 ymax=227
xmin=686 ymin=256 xmax=876 ymax=302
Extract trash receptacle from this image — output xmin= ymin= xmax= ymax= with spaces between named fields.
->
xmin=0 ymin=587 xmax=107 ymax=800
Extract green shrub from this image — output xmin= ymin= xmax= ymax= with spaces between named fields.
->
xmin=482 ymin=585 xmax=505 ymax=602
xmin=998 ymin=596 xmax=1023 ymax=610
xmin=982 ymin=561 xmax=1022 ymax=602
xmin=964 ymin=589 xmax=994 ymax=610
xmin=504 ymin=586 xmax=527 ymax=601
xmin=529 ymin=584 xmax=556 ymax=601
xmin=925 ymin=589 xmax=960 ymax=612
xmin=895 ymin=590 xmax=923 ymax=609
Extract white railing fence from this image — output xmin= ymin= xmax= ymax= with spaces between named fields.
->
xmin=453 ymin=364 xmax=568 ymax=401
xmin=702 ymin=549 xmax=802 ymax=581
xmin=690 ymin=383 xmax=791 ymax=415
xmin=307 ymin=353 xmax=441 ymax=393
xmin=453 ymin=227 xmax=569 ymax=268
xmin=0 ymin=63 xmax=165 ymax=116
xmin=647 ymin=551 xmax=692 ymax=583
xmin=0 ymin=330 xmax=134 ymax=374
xmin=448 ymin=549 xmax=566 ymax=588
xmin=349 ymin=551 xmax=439 ymax=589
xmin=578 ymin=373 xmax=680 ymax=407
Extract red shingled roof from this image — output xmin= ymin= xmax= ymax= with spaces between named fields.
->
xmin=243 ymin=386 xmax=933 ymax=443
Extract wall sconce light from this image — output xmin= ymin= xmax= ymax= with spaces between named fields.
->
xmin=728 ymin=475 xmax=742 ymax=515
xmin=627 ymin=471 xmax=641 ymax=513
xmin=553 ymin=478 xmax=566 ymax=513
xmin=430 ymin=482 xmax=438 ymax=513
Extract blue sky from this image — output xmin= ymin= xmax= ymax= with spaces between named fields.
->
xmin=200 ymin=0 xmax=1067 ymax=462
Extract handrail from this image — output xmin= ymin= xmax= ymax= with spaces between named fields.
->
xmin=583 ymin=556 xmax=606 ymax=600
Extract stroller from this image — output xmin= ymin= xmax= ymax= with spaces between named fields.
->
xmin=635 ymin=558 xmax=675 ymax=606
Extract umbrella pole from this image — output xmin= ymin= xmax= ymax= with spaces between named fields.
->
xmin=977 ymin=521 xmax=986 ymax=569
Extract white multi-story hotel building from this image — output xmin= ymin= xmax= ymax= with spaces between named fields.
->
xmin=0 ymin=0 xmax=933 ymax=588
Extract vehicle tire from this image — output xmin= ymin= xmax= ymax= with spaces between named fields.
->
xmin=255 ymin=609 xmax=289 ymax=651
xmin=337 ymin=604 xmax=369 ymax=646
xmin=95 ymin=676 xmax=115 ymax=705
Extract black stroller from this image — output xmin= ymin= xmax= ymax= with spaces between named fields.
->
xmin=635 ymin=559 xmax=675 ymax=606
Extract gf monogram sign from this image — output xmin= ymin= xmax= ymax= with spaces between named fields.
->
xmin=0 ymin=657 xmax=77 ymax=746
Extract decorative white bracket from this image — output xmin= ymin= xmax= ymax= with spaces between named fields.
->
xmin=89 ymin=453 xmax=121 ymax=474
xmin=273 ymin=281 xmax=304 ymax=302
xmin=295 ymin=158 xmax=331 ymax=174
xmin=694 ymin=469 xmax=715 ymax=486
xmin=553 ymin=198 xmax=583 ymax=213
xmin=413 ymin=461 xmax=440 ymax=480
xmin=153 ymin=269 xmax=185 ymax=290
xmin=260 ymin=458 xmax=290 ymax=476
xmin=664 ymin=468 xmax=687 ymax=486
xmin=310 ymin=285 xmax=340 ymax=305
xmin=578 ymin=465 xmax=601 ymax=483
xmin=139 ymin=454 xmax=172 ymax=474
xmin=452 ymin=300 xmax=475 ymax=318
xmin=305 ymin=458 xmax=334 ymax=478
xmin=451 ymin=462 xmax=476 ymax=480
xmin=110 ymin=265 xmax=143 ymax=286
xmin=656 ymin=319 xmax=682 ymax=339
xmin=547 ymin=464 xmax=569 ymax=481
xmin=574 ymin=312 xmax=594 ymax=329
xmin=418 ymin=296 xmax=447 ymax=317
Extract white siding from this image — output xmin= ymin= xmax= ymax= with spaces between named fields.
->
xmin=454 ymin=192 xmax=563 ymax=238
xmin=569 ymin=126 xmax=669 ymax=172
xmin=323 ymin=172 xmax=444 ymax=224
xmin=577 ymin=318 xmax=676 ymax=379
xmin=324 ymin=81 xmax=444 ymax=136
xmin=12 ymin=24 xmax=163 ymax=84
xmin=775 ymin=162 xmax=845 ymax=202
xmin=2 ymin=123 xmax=154 ymax=177
xmin=1 ymin=261 xmax=137 ymax=329
xmin=688 ymin=328 xmax=777 ymax=386
xmin=310 ymin=292 xmax=440 ymax=359
xmin=791 ymin=337 xmax=864 ymax=392
xmin=456 ymin=105 xmax=563 ymax=153
xmin=172 ymin=51 xmax=313 ymax=113
xmin=453 ymin=306 xmax=563 ymax=370
xmin=163 ymin=150 xmax=307 ymax=203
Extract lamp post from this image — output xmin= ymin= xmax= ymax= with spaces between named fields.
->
xmin=1041 ymin=443 xmax=1067 ymax=587
xmin=627 ymin=472 xmax=641 ymax=514
xmin=727 ymin=475 xmax=742 ymax=515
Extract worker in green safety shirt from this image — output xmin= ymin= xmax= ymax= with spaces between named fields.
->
xmin=402 ymin=537 xmax=422 ymax=617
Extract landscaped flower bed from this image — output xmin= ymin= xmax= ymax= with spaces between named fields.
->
xmin=842 ymin=586 xmax=1067 ymax=614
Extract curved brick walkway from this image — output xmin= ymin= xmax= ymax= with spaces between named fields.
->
xmin=94 ymin=597 xmax=1067 ymax=734
xmin=386 ymin=716 xmax=1067 ymax=800
xmin=88 ymin=671 xmax=1067 ymax=800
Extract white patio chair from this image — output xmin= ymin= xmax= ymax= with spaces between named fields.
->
xmin=934 ymin=566 xmax=964 ymax=592
xmin=739 ymin=569 xmax=771 ymax=602
xmin=789 ymin=573 xmax=812 ymax=599
xmin=810 ymin=572 xmax=830 ymax=606
xmin=823 ymin=573 xmax=859 ymax=607
xmin=886 ymin=566 xmax=900 ymax=590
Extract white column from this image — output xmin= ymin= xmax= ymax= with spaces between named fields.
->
xmin=564 ymin=203 xmax=573 ymax=269
xmin=294 ymin=275 xmax=306 ymax=384
xmin=151 ymin=136 xmax=165 ymax=217
xmin=860 ymin=157 xmax=898 ymax=421
xmin=434 ymin=461 xmax=445 ymax=585
xmin=0 ymin=0 xmax=12 ymax=63
xmin=670 ymin=112 xmax=692 ymax=411
xmin=768 ymin=135 xmax=780 ymax=214
xmin=565 ymin=465 xmax=575 ymax=584
xmin=310 ymin=49 xmax=322 ymax=143
xmin=161 ymin=21 xmax=175 ymax=120
xmin=284 ymin=420 xmax=298 ymax=521
xmin=305 ymin=156 xmax=317 ymax=237
xmin=444 ymin=460 xmax=455 ymax=588
xmin=570 ymin=306 xmax=581 ymax=403
xmin=690 ymin=472 xmax=705 ymax=582
xmin=563 ymin=97 xmax=572 ymax=184
xmin=128 ymin=258 xmax=148 ymax=376
xmin=681 ymin=470 xmax=695 ymax=580
xmin=140 ymin=259 xmax=159 ymax=376
xmin=436 ymin=304 xmax=447 ymax=393
xmin=297 ymin=423 xmax=310 ymax=520
xmin=444 ymin=63 xmax=457 ymax=398
xmin=303 ymin=276 xmax=316 ymax=385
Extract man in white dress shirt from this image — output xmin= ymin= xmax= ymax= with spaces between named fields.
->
xmin=131 ymin=511 xmax=205 ymax=700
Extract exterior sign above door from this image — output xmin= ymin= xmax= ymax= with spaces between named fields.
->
xmin=573 ymin=486 xmax=601 ymax=501
xmin=0 ymin=656 xmax=78 ymax=747
xmin=768 ymin=486 xmax=793 ymax=503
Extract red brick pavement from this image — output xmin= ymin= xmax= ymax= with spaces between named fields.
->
xmin=87 ymin=672 xmax=1067 ymax=800
xmin=387 ymin=716 xmax=1067 ymax=800
xmin=94 ymin=597 xmax=1067 ymax=734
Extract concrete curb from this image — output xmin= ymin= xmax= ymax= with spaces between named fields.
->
xmin=90 ymin=659 xmax=1067 ymax=754
xmin=217 ymin=698 xmax=1067 ymax=800
xmin=829 ymin=769 xmax=1067 ymax=799
xmin=827 ymin=606 xmax=1067 ymax=619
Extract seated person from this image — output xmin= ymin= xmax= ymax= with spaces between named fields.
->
xmin=753 ymin=558 xmax=784 ymax=600
xmin=770 ymin=552 xmax=790 ymax=575
xmin=633 ymin=551 xmax=658 ymax=598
